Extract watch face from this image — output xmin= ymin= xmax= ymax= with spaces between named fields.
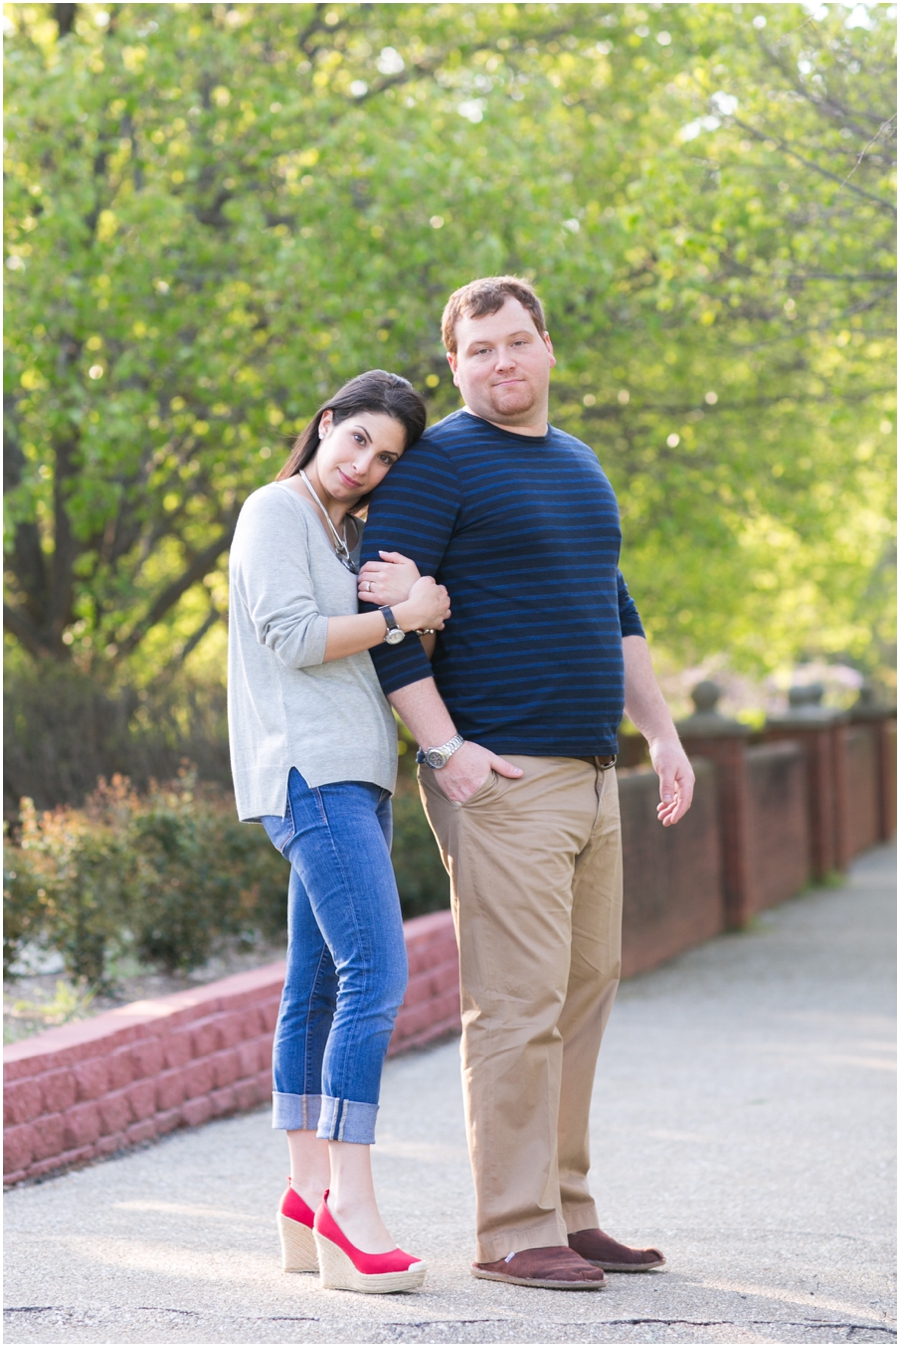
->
xmin=424 ymin=748 xmax=446 ymax=768
xmin=384 ymin=627 xmax=406 ymax=645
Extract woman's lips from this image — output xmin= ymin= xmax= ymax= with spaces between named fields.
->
xmin=339 ymin=469 xmax=363 ymax=488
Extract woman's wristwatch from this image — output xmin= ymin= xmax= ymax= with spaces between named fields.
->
xmin=416 ymin=734 xmax=464 ymax=769
xmin=379 ymin=606 xmax=406 ymax=645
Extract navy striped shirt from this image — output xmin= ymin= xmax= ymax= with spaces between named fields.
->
xmin=362 ymin=409 xmax=644 ymax=757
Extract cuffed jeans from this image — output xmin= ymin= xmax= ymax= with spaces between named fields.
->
xmin=261 ymin=768 xmax=407 ymax=1145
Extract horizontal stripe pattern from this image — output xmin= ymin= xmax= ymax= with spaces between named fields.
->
xmin=362 ymin=410 xmax=644 ymax=757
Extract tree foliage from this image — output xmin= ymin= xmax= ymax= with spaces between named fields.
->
xmin=4 ymin=2 xmax=895 ymax=681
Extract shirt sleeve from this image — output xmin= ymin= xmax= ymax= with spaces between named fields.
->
xmin=617 ymin=569 xmax=645 ymax=638
xmin=360 ymin=440 xmax=462 ymax=694
xmin=231 ymin=491 xmax=329 ymax=669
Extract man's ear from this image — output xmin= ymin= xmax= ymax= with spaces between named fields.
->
xmin=446 ymin=350 xmax=459 ymax=388
xmin=543 ymin=331 xmax=556 ymax=368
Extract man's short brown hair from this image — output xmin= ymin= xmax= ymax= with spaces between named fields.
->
xmin=441 ymin=276 xmax=547 ymax=354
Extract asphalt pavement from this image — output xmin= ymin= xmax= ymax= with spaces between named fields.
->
xmin=4 ymin=844 xmax=896 ymax=1346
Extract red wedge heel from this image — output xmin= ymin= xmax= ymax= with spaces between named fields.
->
xmin=312 ymin=1190 xmax=426 ymax=1293
xmin=277 ymin=1180 xmax=318 ymax=1273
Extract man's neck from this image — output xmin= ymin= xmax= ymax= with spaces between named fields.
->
xmin=463 ymin=404 xmax=549 ymax=438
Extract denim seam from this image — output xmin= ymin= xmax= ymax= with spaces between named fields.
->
xmin=283 ymin=775 xmax=329 ymax=1099
xmin=312 ymin=786 xmax=373 ymax=1108
xmin=302 ymin=940 xmax=331 ymax=1097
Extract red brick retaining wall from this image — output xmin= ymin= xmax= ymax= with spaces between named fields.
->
xmin=746 ymin=741 xmax=811 ymax=914
xmin=844 ymin=726 xmax=880 ymax=859
xmin=3 ymin=965 xmax=279 ymax=1188
xmin=3 ymin=911 xmax=459 ymax=1187
xmin=619 ymin=760 xmax=723 ymax=978
xmin=3 ymin=910 xmax=460 ymax=1185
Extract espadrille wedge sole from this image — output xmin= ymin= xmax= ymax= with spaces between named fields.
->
xmin=314 ymin=1230 xmax=427 ymax=1294
xmin=278 ymin=1211 xmax=319 ymax=1273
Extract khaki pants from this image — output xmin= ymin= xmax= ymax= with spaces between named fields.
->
xmin=419 ymin=755 xmax=623 ymax=1263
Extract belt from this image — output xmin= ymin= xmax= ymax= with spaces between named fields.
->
xmin=574 ymin=754 xmax=617 ymax=771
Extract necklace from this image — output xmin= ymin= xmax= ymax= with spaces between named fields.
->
xmin=298 ymin=471 xmax=358 ymax=573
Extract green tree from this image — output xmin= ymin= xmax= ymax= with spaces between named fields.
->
xmin=4 ymin=2 xmax=895 ymax=683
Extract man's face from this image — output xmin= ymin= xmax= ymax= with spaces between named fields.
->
xmin=447 ymin=296 xmax=556 ymax=430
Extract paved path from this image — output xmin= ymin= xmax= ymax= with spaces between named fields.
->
xmin=4 ymin=846 xmax=896 ymax=1345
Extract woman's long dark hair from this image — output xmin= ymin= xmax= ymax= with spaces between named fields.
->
xmin=276 ymin=370 xmax=427 ymax=513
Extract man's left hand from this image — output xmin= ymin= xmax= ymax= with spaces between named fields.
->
xmin=648 ymin=737 xmax=695 ymax=827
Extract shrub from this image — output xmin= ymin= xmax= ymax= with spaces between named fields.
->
xmin=3 ymin=767 xmax=450 ymax=986
xmin=391 ymin=783 xmax=450 ymax=920
xmin=3 ymin=795 xmax=134 ymax=985
xmin=3 ymin=770 xmax=288 ymax=984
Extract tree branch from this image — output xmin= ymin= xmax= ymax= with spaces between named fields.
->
xmin=729 ymin=115 xmax=897 ymax=215
xmin=3 ymin=603 xmax=58 ymax=660
xmin=115 ymin=514 xmax=239 ymax=660
xmin=178 ymin=604 xmax=223 ymax=663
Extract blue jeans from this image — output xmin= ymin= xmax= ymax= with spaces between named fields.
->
xmin=261 ymin=768 xmax=407 ymax=1145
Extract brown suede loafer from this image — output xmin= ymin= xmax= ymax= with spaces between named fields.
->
xmin=472 ymin=1245 xmax=607 ymax=1289
xmin=568 ymin=1227 xmax=666 ymax=1272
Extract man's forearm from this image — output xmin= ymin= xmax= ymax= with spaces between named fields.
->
xmin=622 ymin=634 xmax=680 ymax=746
xmin=388 ymin=677 xmax=458 ymax=749
xmin=623 ymin=634 xmax=694 ymax=825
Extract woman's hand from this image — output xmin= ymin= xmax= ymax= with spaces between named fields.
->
xmin=394 ymin=576 xmax=451 ymax=633
xmin=358 ymin=551 xmax=421 ymax=608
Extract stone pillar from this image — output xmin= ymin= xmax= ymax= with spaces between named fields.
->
xmin=677 ymin=680 xmax=754 ymax=930
xmin=765 ymin=683 xmax=848 ymax=880
xmin=850 ymin=684 xmax=898 ymax=843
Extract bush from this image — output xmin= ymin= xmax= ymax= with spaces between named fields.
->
xmin=4 ymin=795 xmax=134 ymax=985
xmin=3 ymin=767 xmax=450 ymax=986
xmin=391 ymin=784 xmax=450 ymax=920
xmin=3 ymin=770 xmax=288 ymax=984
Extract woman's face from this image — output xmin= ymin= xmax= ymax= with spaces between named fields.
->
xmin=312 ymin=409 xmax=407 ymax=504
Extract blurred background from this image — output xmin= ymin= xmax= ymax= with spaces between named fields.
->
xmin=3 ymin=3 xmax=896 ymax=1014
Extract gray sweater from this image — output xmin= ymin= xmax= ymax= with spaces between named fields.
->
xmin=227 ymin=481 xmax=397 ymax=821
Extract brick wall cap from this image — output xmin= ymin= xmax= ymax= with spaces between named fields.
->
xmin=399 ymin=910 xmax=455 ymax=940
xmin=3 ymin=961 xmax=286 ymax=1075
xmin=677 ymin=714 xmax=752 ymax=737
xmin=746 ymin=740 xmax=804 ymax=762
xmin=766 ymin=709 xmax=848 ymax=727
xmin=618 ymin=758 xmax=714 ymax=785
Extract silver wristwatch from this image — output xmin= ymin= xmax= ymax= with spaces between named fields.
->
xmin=379 ymin=606 xmax=406 ymax=645
xmin=417 ymin=733 xmax=464 ymax=769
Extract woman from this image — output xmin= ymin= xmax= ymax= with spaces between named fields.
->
xmin=228 ymin=370 xmax=449 ymax=1294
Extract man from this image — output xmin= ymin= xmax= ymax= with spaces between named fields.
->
xmin=359 ymin=276 xmax=694 ymax=1290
